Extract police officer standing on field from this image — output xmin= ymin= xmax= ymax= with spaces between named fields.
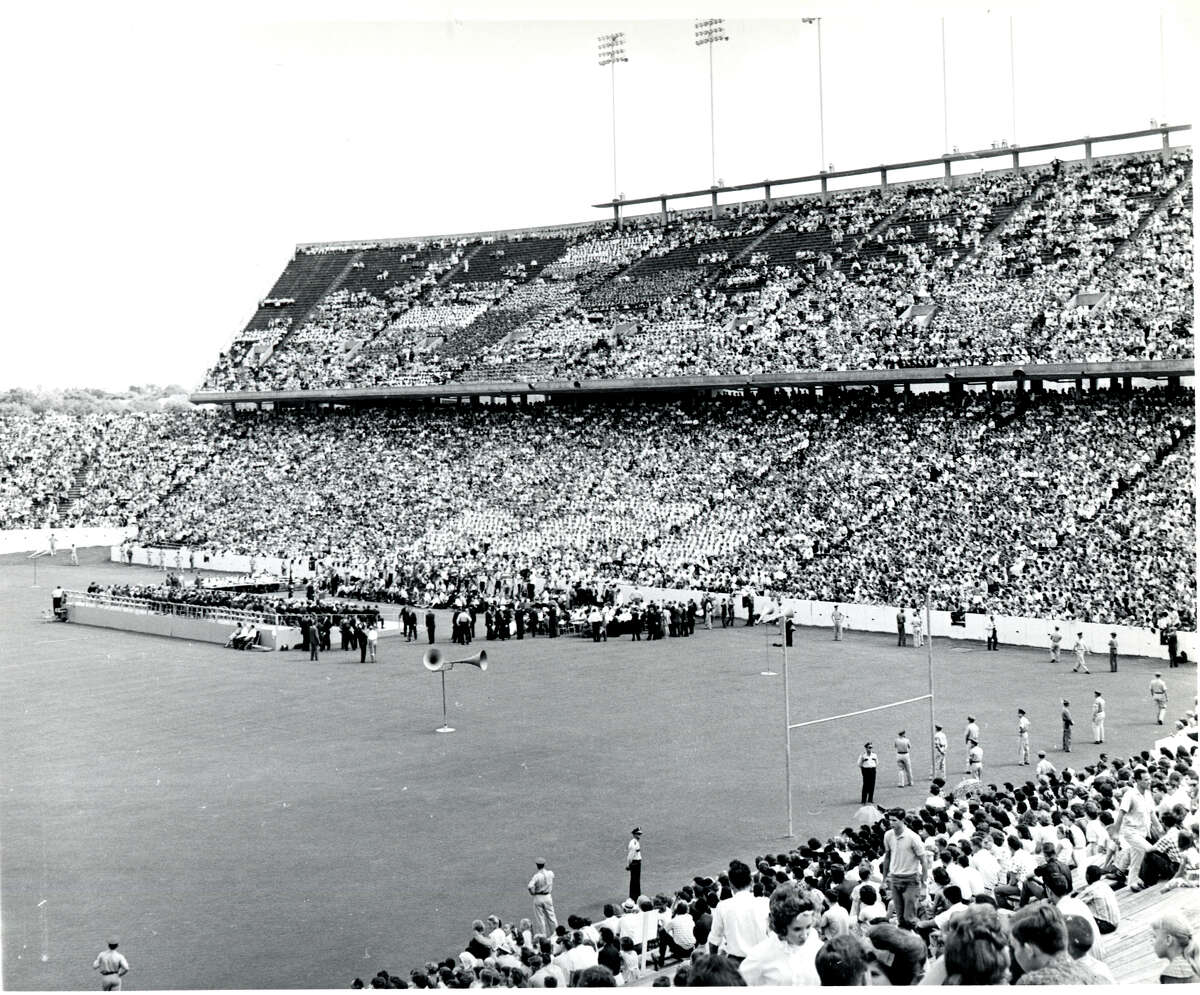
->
xmin=858 ymin=742 xmax=879 ymax=804
xmin=93 ymin=939 xmax=129 ymax=991
xmin=895 ymin=730 xmax=913 ymax=787
xmin=626 ymin=828 xmax=643 ymax=901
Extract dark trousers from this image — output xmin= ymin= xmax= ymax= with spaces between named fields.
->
xmin=656 ymin=928 xmax=693 ymax=964
xmin=1109 ymin=652 xmax=1118 ymax=672
xmin=987 ymin=631 xmax=998 ymax=650
xmin=309 ymin=642 xmax=319 ymax=660
xmin=898 ymin=630 xmax=906 ymax=646
xmin=592 ymin=621 xmax=602 ymax=642
xmin=427 ymin=626 xmax=435 ymax=644
xmin=360 ymin=639 xmax=368 ymax=663
xmin=860 ymin=767 xmax=876 ymax=804
xmin=628 ymin=860 xmax=642 ymax=901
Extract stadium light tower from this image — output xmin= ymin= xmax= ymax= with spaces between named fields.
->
xmin=801 ymin=18 xmax=825 ymax=174
xmin=597 ymin=32 xmax=629 ymax=204
xmin=941 ymin=17 xmax=949 ymax=155
xmin=695 ymin=18 xmax=730 ymax=188
xmin=1009 ymin=16 xmax=1017 ymax=146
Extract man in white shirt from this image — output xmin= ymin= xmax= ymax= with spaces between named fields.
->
xmin=933 ymin=725 xmax=948 ymax=779
xmin=995 ymin=835 xmax=1037 ymax=909
xmin=1017 ymin=709 xmax=1031 ymax=765
xmin=963 ymin=716 xmax=980 ymax=772
xmin=708 ymin=859 xmax=767 ymax=964
xmin=1091 ymin=691 xmax=1106 ymax=744
xmin=882 ymin=811 xmax=930 ymax=929
xmin=969 ymin=837 xmax=1002 ymax=893
xmin=93 ymin=940 xmax=130 ymax=991
xmin=527 ymin=859 xmax=557 ymax=936
xmin=1113 ymin=767 xmax=1157 ymax=889
xmin=1036 ymin=751 xmax=1056 ymax=778
xmin=947 ymin=852 xmax=986 ymax=899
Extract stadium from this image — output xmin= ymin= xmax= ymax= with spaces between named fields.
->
xmin=2 ymin=5 xmax=1199 ymax=990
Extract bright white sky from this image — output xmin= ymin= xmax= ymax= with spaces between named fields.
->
xmin=2 ymin=0 xmax=1195 ymax=392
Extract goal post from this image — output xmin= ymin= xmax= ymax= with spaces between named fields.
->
xmin=779 ymin=590 xmax=937 ymax=838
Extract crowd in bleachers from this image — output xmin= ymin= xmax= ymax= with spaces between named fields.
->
xmin=8 ymin=384 xmax=1179 ymax=631
xmin=0 ymin=411 xmax=92 ymax=528
xmin=197 ymin=149 xmax=1190 ymax=393
xmin=348 ymin=708 xmax=1199 ymax=987
xmin=924 ymin=153 xmax=1192 ymax=365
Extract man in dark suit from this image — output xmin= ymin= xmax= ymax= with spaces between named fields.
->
xmin=629 ymin=604 xmax=641 ymax=641
xmin=548 ymin=602 xmax=559 ymax=638
xmin=425 ymin=609 xmax=436 ymax=644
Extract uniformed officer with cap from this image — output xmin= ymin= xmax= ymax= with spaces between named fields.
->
xmin=858 ymin=743 xmax=878 ymax=804
xmin=626 ymin=828 xmax=643 ymax=901
xmin=93 ymin=939 xmax=129 ymax=991
xmin=528 ymin=858 xmax=557 ymax=936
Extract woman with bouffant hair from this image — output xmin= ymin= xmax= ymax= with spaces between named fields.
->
xmin=737 ymin=883 xmax=820 ymax=986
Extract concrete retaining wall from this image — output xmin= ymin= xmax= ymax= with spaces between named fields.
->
xmin=617 ymin=585 xmax=1194 ymax=663
xmin=67 ymin=602 xmax=300 ymax=650
xmin=1 ymin=526 xmax=135 ymax=555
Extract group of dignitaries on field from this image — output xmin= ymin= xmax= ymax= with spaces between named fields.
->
xmin=394 ymin=590 xmax=745 ymax=646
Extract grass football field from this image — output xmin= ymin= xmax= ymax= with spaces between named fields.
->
xmin=0 ymin=548 xmax=1182 ymax=989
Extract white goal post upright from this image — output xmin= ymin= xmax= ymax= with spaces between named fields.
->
xmin=926 ymin=588 xmax=937 ymax=774
xmin=780 ymin=597 xmax=938 ymax=839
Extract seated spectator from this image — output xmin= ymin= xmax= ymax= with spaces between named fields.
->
xmin=814 ymin=932 xmax=869 ymax=985
xmin=737 ymin=882 xmax=820 ymax=986
xmin=1152 ymin=912 xmax=1200 ymax=984
xmin=933 ymin=903 xmax=1012 ymax=985
xmin=1073 ymin=864 xmax=1120 ymax=934
xmin=655 ymin=901 xmax=696 ymax=967
xmin=684 ymin=952 xmax=745 ymax=986
xmin=853 ymin=884 xmax=888 ymax=927
xmin=862 ymin=923 xmax=927 ymax=985
xmin=1165 ymin=830 xmax=1200 ymax=890
xmin=1063 ymin=914 xmax=1116 ymax=984
xmin=574 ymin=965 xmax=616 ymax=987
xmin=1008 ymin=900 xmax=1104 ymax=984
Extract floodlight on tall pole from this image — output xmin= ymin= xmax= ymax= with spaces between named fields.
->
xmin=941 ymin=17 xmax=949 ymax=155
xmin=598 ymin=32 xmax=629 ymax=204
xmin=801 ymin=18 xmax=825 ymax=175
xmin=1009 ymin=17 xmax=1017 ymax=146
xmin=1160 ymin=11 xmax=1167 ymax=125
xmin=695 ymin=18 xmax=730 ymax=188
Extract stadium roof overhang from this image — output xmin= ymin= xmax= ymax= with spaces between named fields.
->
xmin=190 ymin=360 xmax=1194 ymax=406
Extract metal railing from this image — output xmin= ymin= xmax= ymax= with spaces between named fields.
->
xmin=594 ymin=124 xmax=1191 ymax=222
xmin=65 ymin=590 xmax=284 ymax=627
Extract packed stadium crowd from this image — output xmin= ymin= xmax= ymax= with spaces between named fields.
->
xmin=348 ymin=707 xmax=1200 ymax=987
xmin=195 ymin=149 xmax=1191 ymax=392
xmin=4 ymin=384 xmax=1194 ymax=631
